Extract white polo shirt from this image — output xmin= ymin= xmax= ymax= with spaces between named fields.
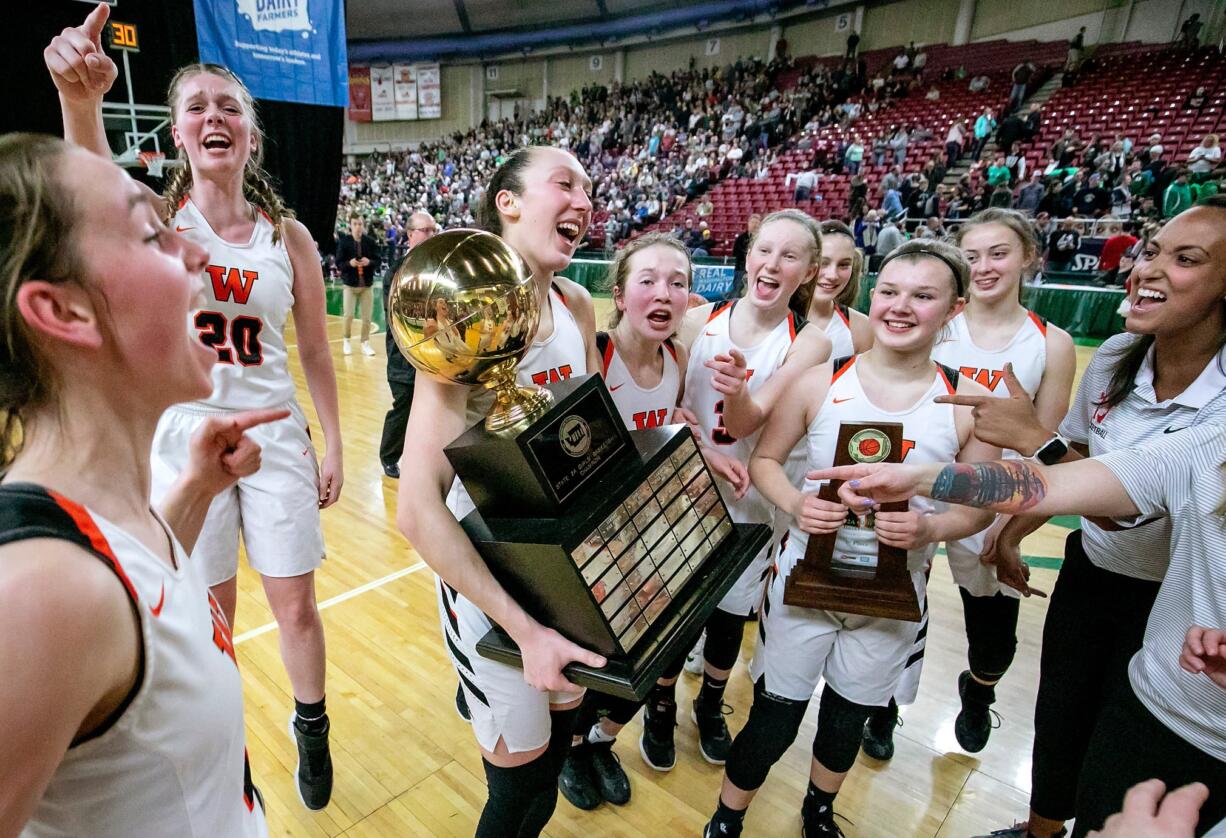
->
xmin=1097 ymin=422 xmax=1226 ymax=761
xmin=1060 ymin=334 xmax=1226 ymax=580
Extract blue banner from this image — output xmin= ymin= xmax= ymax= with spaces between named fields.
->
xmin=193 ymin=0 xmax=348 ymax=107
xmin=691 ymin=265 xmax=736 ymax=301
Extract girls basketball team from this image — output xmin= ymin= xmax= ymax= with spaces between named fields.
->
xmin=5 ymin=5 xmax=1224 ymax=836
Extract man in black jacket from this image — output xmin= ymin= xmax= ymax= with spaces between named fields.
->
xmin=335 ymin=214 xmax=382 ymax=356
xmin=379 ymin=211 xmax=439 ymax=478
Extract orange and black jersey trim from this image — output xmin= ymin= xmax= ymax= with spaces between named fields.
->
xmin=0 ymin=482 xmax=145 ymax=746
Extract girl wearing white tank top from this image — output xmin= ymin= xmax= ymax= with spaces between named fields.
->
xmin=790 ymin=220 xmax=874 ymax=358
xmin=703 ymin=241 xmax=1001 ymax=838
xmin=561 ymin=235 xmax=754 ymax=809
xmin=49 ymin=13 xmax=342 ymax=811
xmin=874 ymin=210 xmax=1074 ymax=759
xmin=677 ymin=210 xmax=832 ymax=765
xmin=0 ymin=134 xmax=273 ymax=836
xmin=397 ymin=147 xmax=606 ymax=838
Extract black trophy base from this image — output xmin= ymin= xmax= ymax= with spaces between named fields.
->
xmin=475 ymin=522 xmax=771 ymax=700
xmin=783 ymin=566 xmax=922 ymax=622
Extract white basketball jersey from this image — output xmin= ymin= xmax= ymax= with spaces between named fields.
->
xmin=448 ymin=285 xmax=589 ymax=519
xmin=783 ymin=357 xmax=963 ymax=574
xmin=173 ymin=198 xmax=296 ymax=411
xmin=932 ymin=310 xmax=1047 ymax=405
xmin=9 ymin=486 xmax=267 ymax=838
xmin=824 ymin=304 xmax=856 ymax=359
xmin=598 ymin=332 xmax=681 ymax=431
xmin=681 ymin=301 xmax=804 ymax=523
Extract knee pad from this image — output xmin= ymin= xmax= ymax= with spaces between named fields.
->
xmin=725 ymin=678 xmax=810 ymax=792
xmin=704 ymin=608 xmax=748 ymax=671
xmin=811 ymin=684 xmax=875 ymax=774
xmin=961 ymin=589 xmax=1020 ymax=680
xmin=477 ymin=756 xmax=558 ymax=838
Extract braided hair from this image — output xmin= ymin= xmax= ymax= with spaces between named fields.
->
xmin=163 ymin=64 xmax=294 ymax=242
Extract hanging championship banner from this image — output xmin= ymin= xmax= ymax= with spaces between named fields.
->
xmin=393 ymin=63 xmax=419 ymax=120
xmin=193 ymin=0 xmax=349 ymax=107
xmin=370 ymin=64 xmax=396 ymax=121
xmin=416 ymin=63 xmax=442 ymax=119
xmin=348 ymin=64 xmax=371 ymax=122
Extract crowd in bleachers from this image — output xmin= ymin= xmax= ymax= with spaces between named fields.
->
xmin=335 ymin=32 xmax=1224 ymax=280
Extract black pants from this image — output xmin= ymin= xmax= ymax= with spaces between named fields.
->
xmin=959 ymin=586 xmax=1020 ymax=681
xmin=1030 ymin=530 xmax=1161 ymax=821
xmin=379 ymin=375 xmax=414 ymax=468
xmin=1074 ymin=681 xmax=1226 ymax=837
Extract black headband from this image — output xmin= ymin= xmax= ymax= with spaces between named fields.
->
xmin=877 ymin=247 xmax=966 ymax=297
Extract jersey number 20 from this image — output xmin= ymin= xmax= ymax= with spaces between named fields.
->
xmin=195 ymin=311 xmax=264 ymax=366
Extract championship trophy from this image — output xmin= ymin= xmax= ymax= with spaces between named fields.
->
xmin=388 ymin=230 xmax=771 ymax=699
xmin=782 ymin=422 xmax=922 ymax=621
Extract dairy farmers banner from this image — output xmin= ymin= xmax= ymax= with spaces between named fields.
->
xmin=194 ymin=0 xmax=349 ymax=107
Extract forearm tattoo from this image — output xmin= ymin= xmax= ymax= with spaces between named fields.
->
xmin=930 ymin=461 xmax=1048 ymax=513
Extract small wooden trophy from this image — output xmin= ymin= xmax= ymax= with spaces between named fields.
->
xmin=782 ymin=421 xmax=922 ymax=622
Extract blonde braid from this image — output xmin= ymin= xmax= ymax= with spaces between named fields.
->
xmin=243 ymin=163 xmax=294 ymax=244
xmin=160 ymin=162 xmax=193 ymax=225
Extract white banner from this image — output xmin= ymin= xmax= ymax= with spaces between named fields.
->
xmin=370 ymin=63 xmax=396 ymax=121
xmin=393 ymin=63 xmax=418 ymax=120
xmin=417 ymin=63 xmax=441 ymax=119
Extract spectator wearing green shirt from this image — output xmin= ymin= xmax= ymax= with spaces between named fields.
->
xmin=1163 ymin=170 xmax=1193 ymax=217
xmin=987 ymin=154 xmax=1013 ymax=187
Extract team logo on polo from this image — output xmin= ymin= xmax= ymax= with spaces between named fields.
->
xmin=560 ymin=415 xmax=592 ymax=457
xmin=848 ymin=428 xmax=891 ymax=463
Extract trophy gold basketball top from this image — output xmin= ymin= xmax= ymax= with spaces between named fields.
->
xmin=388 ymin=230 xmax=771 ymax=698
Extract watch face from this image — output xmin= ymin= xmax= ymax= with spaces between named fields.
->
xmin=1037 ymin=437 xmax=1068 ymax=464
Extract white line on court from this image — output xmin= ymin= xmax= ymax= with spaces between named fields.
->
xmin=234 ymin=560 xmax=429 ymax=645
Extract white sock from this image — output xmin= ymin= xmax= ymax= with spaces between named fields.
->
xmin=587 ymin=724 xmax=616 ymax=745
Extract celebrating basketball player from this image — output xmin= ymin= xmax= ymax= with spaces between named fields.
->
xmin=703 ymin=240 xmax=1002 ymax=838
xmin=46 ymin=4 xmax=343 ymax=809
xmin=677 ymin=209 xmax=832 ymax=765
xmin=863 ymin=208 xmax=1076 ymax=760
xmin=790 ymin=220 xmax=874 ymax=358
xmin=0 ymin=133 xmax=272 ymax=836
xmin=397 ymin=146 xmax=606 ymax=837
xmin=559 ymin=232 xmax=750 ymax=810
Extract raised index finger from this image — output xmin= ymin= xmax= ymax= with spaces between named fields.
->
xmin=83 ymin=2 xmax=110 ymax=47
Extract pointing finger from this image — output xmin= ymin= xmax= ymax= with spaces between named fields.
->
xmin=934 ymin=394 xmax=991 ymax=407
xmin=83 ymin=3 xmax=111 ymax=48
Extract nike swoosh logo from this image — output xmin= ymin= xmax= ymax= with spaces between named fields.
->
xmin=1163 ymin=426 xmax=1187 ymax=434
xmin=150 ymin=582 xmax=166 ymax=618
xmin=833 ymin=397 xmax=854 ymax=404
xmin=609 ymin=383 xmax=625 ymax=391
xmin=175 ymin=226 xmax=194 ymax=233
xmin=705 ymin=330 xmax=719 ymax=337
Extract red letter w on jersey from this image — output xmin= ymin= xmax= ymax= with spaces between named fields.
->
xmin=959 ymin=366 xmax=1004 ymax=392
xmin=531 ymin=365 xmax=573 ymax=386
xmin=632 ymin=408 xmax=670 ymax=430
xmin=207 ymin=265 xmax=259 ymax=305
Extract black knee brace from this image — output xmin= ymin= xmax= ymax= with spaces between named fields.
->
xmin=724 ymin=678 xmax=810 ymax=792
xmin=476 ymin=754 xmax=558 ymax=838
xmin=959 ymin=587 xmax=1020 ymax=681
xmin=704 ymin=608 xmax=748 ymax=671
xmin=811 ymin=684 xmax=876 ymax=774
xmin=580 ymin=691 xmax=643 ymax=727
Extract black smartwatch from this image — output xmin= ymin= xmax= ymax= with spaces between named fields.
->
xmin=1033 ymin=434 xmax=1069 ymax=465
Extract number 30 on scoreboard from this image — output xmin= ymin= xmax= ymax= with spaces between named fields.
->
xmin=106 ymin=20 xmax=139 ymax=53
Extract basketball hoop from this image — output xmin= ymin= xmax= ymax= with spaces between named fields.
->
xmin=138 ymin=150 xmax=166 ymax=178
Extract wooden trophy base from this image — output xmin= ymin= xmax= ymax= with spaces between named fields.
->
xmin=781 ymin=420 xmax=922 ymax=623
xmin=783 ymin=562 xmax=921 ymax=622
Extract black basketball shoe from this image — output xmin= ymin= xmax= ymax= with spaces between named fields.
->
xmin=288 ymin=713 xmax=333 ymax=810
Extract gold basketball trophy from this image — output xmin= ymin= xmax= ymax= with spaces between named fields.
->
xmin=783 ymin=422 xmax=922 ymax=622
xmin=388 ymin=230 xmax=770 ymax=699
